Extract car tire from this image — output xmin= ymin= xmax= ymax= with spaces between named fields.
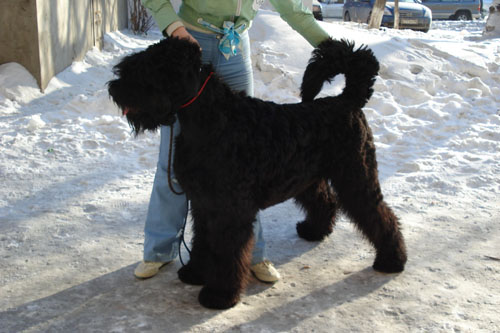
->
xmin=454 ymin=10 xmax=472 ymax=20
xmin=314 ymin=12 xmax=324 ymax=21
xmin=344 ymin=12 xmax=351 ymax=21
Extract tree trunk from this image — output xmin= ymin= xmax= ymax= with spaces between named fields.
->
xmin=369 ymin=0 xmax=388 ymax=29
xmin=394 ymin=0 xmax=400 ymax=29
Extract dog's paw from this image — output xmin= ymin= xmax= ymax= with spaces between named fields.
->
xmin=296 ymin=220 xmax=333 ymax=241
xmin=198 ymin=286 xmax=240 ymax=310
xmin=178 ymin=264 xmax=205 ymax=285
xmin=373 ymin=250 xmax=407 ymax=273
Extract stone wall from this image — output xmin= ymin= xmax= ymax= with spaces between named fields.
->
xmin=0 ymin=0 xmax=128 ymax=91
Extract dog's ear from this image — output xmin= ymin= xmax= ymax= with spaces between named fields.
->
xmin=156 ymin=37 xmax=202 ymax=72
xmin=152 ymin=38 xmax=204 ymax=105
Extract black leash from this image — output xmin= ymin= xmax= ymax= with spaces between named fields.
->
xmin=167 ymin=124 xmax=184 ymax=195
xmin=178 ymin=200 xmax=191 ymax=266
xmin=167 ymin=124 xmax=191 ymax=266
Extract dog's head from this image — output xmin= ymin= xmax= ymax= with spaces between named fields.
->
xmin=108 ymin=37 xmax=202 ymax=134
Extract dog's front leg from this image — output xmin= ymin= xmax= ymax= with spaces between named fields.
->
xmin=197 ymin=212 xmax=256 ymax=310
xmin=177 ymin=211 xmax=209 ymax=286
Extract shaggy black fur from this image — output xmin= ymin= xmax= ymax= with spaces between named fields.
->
xmin=109 ymin=37 xmax=407 ymax=310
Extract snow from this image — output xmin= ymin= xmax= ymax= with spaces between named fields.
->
xmin=1 ymin=10 xmax=499 ymax=332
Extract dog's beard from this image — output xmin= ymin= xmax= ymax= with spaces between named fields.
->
xmin=125 ymin=110 xmax=162 ymax=134
xmin=122 ymin=102 xmax=177 ymax=135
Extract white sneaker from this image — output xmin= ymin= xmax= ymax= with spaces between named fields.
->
xmin=134 ymin=261 xmax=170 ymax=279
xmin=250 ymin=260 xmax=281 ymax=283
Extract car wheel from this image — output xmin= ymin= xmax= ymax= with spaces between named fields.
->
xmin=314 ymin=12 xmax=324 ymax=21
xmin=344 ymin=12 xmax=351 ymax=21
xmin=454 ymin=10 xmax=472 ymax=21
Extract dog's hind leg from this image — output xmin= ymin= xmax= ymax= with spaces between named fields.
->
xmin=331 ymin=146 xmax=407 ymax=273
xmin=196 ymin=210 xmax=256 ymax=309
xmin=295 ymin=179 xmax=338 ymax=241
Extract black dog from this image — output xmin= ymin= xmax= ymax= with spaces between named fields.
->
xmin=109 ymin=37 xmax=407 ymax=309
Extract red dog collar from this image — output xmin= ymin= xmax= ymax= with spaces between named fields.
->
xmin=180 ymin=72 xmax=214 ymax=109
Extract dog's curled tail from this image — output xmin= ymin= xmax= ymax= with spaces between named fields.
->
xmin=300 ymin=38 xmax=379 ymax=108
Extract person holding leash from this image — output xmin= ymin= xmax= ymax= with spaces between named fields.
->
xmin=136 ymin=0 xmax=330 ymax=282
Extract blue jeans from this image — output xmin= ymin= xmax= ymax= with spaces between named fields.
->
xmin=143 ymin=30 xmax=266 ymax=264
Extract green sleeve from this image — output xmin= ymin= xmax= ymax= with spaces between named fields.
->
xmin=141 ymin=0 xmax=179 ymax=33
xmin=268 ymin=0 xmax=330 ymax=47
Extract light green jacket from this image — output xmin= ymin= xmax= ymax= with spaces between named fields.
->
xmin=141 ymin=0 xmax=330 ymax=47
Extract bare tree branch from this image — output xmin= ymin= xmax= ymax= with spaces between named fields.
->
xmin=129 ymin=0 xmax=154 ymax=35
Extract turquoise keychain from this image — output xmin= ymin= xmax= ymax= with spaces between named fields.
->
xmin=197 ymin=19 xmax=246 ymax=60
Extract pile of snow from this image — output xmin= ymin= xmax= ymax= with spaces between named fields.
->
xmin=0 ymin=63 xmax=42 ymax=114
xmin=0 ymin=10 xmax=499 ymax=332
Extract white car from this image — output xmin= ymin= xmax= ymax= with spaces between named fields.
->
xmin=313 ymin=0 xmax=345 ymax=20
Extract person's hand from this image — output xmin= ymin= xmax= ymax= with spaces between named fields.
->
xmin=171 ymin=26 xmax=201 ymax=49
